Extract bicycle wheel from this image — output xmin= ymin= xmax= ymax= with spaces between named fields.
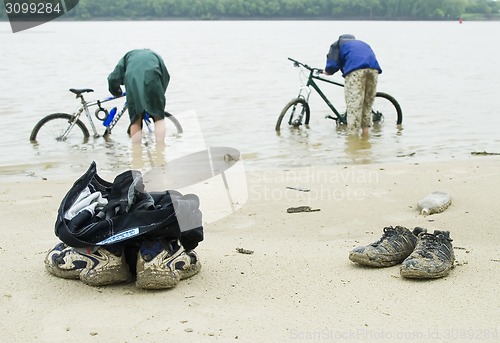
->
xmin=275 ymin=98 xmax=310 ymax=131
xmin=372 ymin=92 xmax=403 ymax=125
xmin=30 ymin=113 xmax=90 ymax=144
xmin=165 ymin=111 xmax=183 ymax=134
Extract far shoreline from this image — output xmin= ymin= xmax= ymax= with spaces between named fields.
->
xmin=2 ymin=16 xmax=500 ymax=23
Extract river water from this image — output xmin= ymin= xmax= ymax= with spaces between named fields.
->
xmin=1 ymin=20 xmax=499 ymax=180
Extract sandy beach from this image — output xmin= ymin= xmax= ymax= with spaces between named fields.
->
xmin=0 ymin=156 xmax=499 ymax=343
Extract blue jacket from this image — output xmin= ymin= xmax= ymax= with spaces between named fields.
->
xmin=325 ymin=36 xmax=382 ymax=77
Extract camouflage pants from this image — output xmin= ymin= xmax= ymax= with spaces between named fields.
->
xmin=344 ymin=68 xmax=378 ymax=133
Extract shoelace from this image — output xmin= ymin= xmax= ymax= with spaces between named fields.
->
xmin=371 ymin=226 xmax=397 ymax=246
xmin=418 ymin=233 xmax=441 ymax=250
xmin=417 ymin=233 xmax=453 ymax=261
xmin=420 ymin=232 xmax=452 ymax=246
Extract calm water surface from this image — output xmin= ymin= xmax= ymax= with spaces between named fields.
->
xmin=1 ymin=20 xmax=499 ymax=180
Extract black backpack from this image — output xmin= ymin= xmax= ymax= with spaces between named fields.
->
xmin=54 ymin=161 xmax=204 ymax=251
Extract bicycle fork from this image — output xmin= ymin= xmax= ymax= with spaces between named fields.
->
xmin=58 ymin=107 xmax=91 ymax=141
xmin=289 ymin=86 xmax=311 ymax=126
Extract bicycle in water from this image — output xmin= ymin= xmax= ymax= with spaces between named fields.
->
xmin=30 ymin=88 xmax=183 ymax=145
xmin=276 ymin=58 xmax=402 ymax=132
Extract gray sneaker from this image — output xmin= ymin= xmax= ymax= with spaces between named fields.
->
xmin=135 ymin=240 xmax=201 ymax=290
xmin=400 ymin=230 xmax=455 ymax=279
xmin=349 ymin=226 xmax=426 ymax=267
xmin=45 ymin=242 xmax=131 ymax=286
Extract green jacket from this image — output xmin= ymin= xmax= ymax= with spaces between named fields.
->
xmin=108 ymin=49 xmax=170 ymax=122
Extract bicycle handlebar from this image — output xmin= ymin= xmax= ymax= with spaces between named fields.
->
xmin=288 ymin=57 xmax=323 ymax=74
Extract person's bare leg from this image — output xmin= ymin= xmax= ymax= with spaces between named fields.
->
xmin=149 ymin=119 xmax=167 ymax=186
xmin=129 ymin=117 xmax=143 ymax=144
xmin=154 ymin=119 xmax=166 ymax=147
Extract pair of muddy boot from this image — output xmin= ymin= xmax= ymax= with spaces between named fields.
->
xmin=349 ymin=226 xmax=454 ymax=279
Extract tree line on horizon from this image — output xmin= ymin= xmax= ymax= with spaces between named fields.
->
xmin=1 ymin=0 xmax=499 ymax=20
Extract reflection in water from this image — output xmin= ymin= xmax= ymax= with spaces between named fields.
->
xmin=344 ymin=134 xmax=373 ymax=164
xmin=371 ymin=123 xmax=383 ymax=137
xmin=276 ymin=124 xmax=311 ymax=140
xmin=131 ymin=143 xmax=146 ymax=170
xmin=131 ymin=141 xmax=170 ymax=191
xmin=131 ymin=142 xmax=166 ymax=170
xmin=396 ymin=124 xmax=404 ymax=137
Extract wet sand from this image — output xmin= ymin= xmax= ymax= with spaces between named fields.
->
xmin=0 ymin=157 xmax=499 ymax=342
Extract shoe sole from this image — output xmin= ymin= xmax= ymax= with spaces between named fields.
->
xmin=136 ymin=262 xmax=202 ymax=290
xmin=80 ymin=264 xmax=132 ymax=286
xmin=135 ymin=268 xmax=180 ymax=289
xmin=180 ymin=262 xmax=202 ymax=280
xmin=46 ymin=262 xmax=131 ymax=286
xmin=400 ymin=267 xmax=452 ymax=279
xmin=349 ymin=252 xmax=404 ymax=267
xmin=45 ymin=263 xmax=81 ymax=279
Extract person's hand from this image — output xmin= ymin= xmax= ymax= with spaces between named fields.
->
xmin=110 ymin=86 xmax=123 ymax=98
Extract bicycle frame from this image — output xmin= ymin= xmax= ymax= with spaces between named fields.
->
xmin=277 ymin=58 xmax=403 ymax=132
xmin=63 ymin=92 xmax=128 ymax=140
xmin=296 ymin=68 xmax=346 ymax=121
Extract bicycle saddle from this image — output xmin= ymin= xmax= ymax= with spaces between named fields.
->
xmin=69 ymin=88 xmax=94 ymax=96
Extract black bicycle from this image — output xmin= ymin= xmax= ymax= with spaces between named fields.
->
xmin=276 ymin=58 xmax=402 ymax=132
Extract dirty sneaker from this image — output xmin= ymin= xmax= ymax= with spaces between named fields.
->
xmin=400 ymin=230 xmax=455 ymax=279
xmin=45 ymin=242 xmax=131 ymax=286
xmin=135 ymin=239 xmax=201 ymax=290
xmin=349 ymin=226 xmax=426 ymax=267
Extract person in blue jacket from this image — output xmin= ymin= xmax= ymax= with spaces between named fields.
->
xmin=323 ymin=34 xmax=382 ymax=136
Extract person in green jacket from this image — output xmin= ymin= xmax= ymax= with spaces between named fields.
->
xmin=108 ymin=49 xmax=170 ymax=146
